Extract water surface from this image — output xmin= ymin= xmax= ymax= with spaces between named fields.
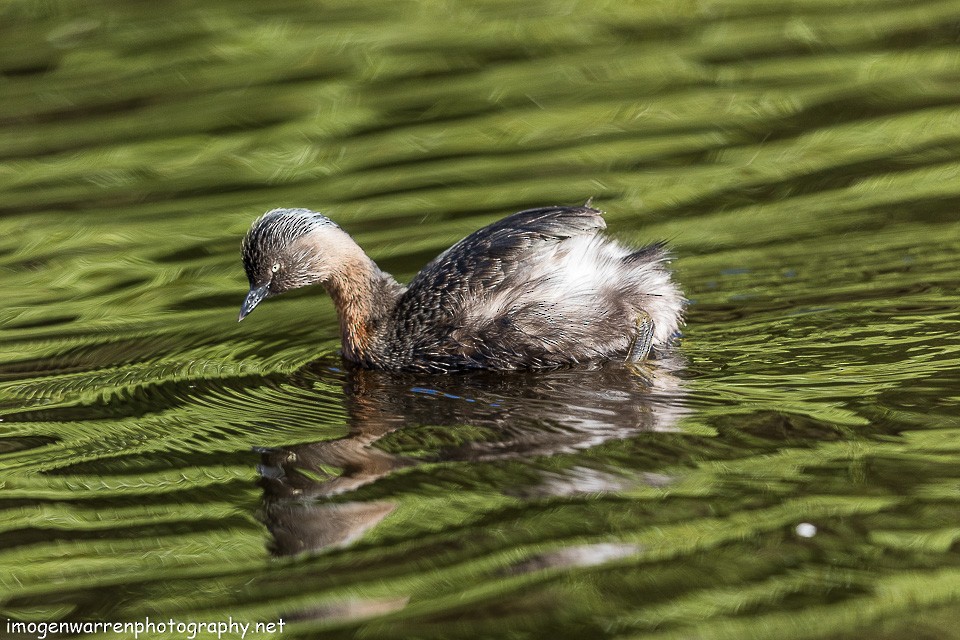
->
xmin=2 ymin=0 xmax=960 ymax=638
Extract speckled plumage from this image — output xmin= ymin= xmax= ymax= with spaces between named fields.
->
xmin=239 ymin=205 xmax=684 ymax=373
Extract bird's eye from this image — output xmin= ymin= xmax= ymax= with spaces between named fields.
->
xmin=271 ymin=263 xmax=281 ymax=273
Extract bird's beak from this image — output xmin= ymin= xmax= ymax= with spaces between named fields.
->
xmin=239 ymin=284 xmax=270 ymax=322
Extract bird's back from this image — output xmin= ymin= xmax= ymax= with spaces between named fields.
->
xmin=373 ymin=206 xmax=683 ymax=372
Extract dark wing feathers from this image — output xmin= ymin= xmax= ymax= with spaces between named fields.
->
xmin=472 ymin=207 xmax=607 ymax=246
xmin=622 ymin=240 xmax=670 ymax=264
xmin=479 ymin=205 xmax=606 ymax=239
xmin=419 ymin=205 xmax=604 ymax=282
xmin=389 ymin=205 xmax=606 ymax=337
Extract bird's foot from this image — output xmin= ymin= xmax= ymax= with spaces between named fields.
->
xmin=626 ymin=310 xmax=655 ymax=363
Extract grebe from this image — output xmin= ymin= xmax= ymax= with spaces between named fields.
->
xmin=239 ymin=205 xmax=684 ymax=372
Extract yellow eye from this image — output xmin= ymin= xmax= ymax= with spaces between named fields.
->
xmin=271 ymin=263 xmax=280 ymax=273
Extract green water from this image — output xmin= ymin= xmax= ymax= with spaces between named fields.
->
xmin=2 ymin=0 xmax=960 ymax=638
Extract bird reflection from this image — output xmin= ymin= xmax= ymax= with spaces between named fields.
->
xmin=258 ymin=355 xmax=689 ymax=559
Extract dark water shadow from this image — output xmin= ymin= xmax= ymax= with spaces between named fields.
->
xmin=258 ymin=356 xmax=689 ymax=559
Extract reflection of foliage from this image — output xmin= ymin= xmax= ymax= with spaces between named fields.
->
xmin=2 ymin=0 xmax=960 ymax=637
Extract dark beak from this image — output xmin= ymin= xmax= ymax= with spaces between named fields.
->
xmin=239 ymin=284 xmax=270 ymax=322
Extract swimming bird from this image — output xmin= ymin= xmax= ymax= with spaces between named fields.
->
xmin=239 ymin=205 xmax=683 ymax=373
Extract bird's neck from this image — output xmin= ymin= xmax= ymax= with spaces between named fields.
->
xmin=323 ymin=257 xmax=401 ymax=366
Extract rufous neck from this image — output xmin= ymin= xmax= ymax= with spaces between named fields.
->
xmin=323 ymin=258 xmax=399 ymax=365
